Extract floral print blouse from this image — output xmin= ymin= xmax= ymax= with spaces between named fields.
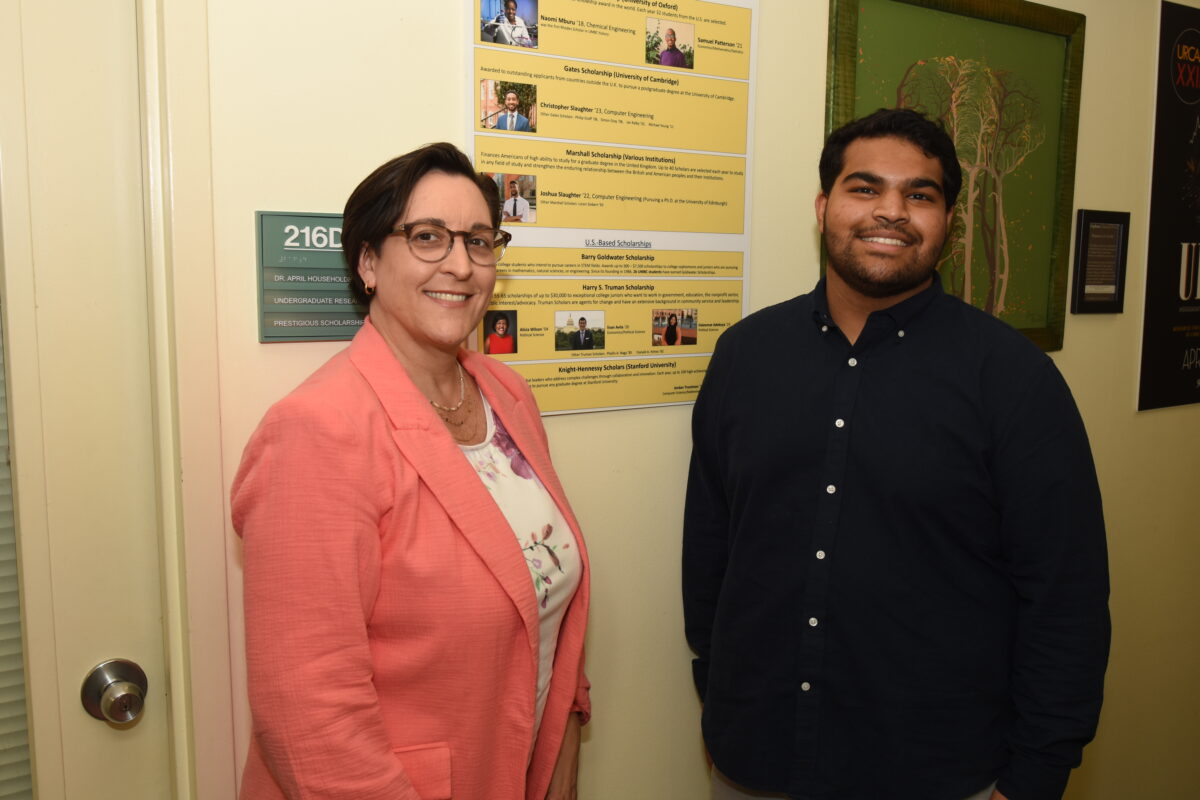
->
xmin=460 ymin=396 xmax=582 ymax=734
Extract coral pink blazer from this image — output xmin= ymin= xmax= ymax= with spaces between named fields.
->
xmin=232 ymin=319 xmax=590 ymax=800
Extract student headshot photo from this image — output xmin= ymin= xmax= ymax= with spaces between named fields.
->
xmin=504 ymin=178 xmax=534 ymax=223
xmin=481 ymin=0 xmax=537 ymax=48
xmin=480 ymin=81 xmax=537 ymax=133
xmin=499 ymin=91 xmax=531 ymax=131
xmin=554 ymin=310 xmax=605 ymax=351
xmin=484 ymin=173 xmax=537 ymax=224
xmin=570 ymin=317 xmax=593 ymax=350
xmin=652 ymin=308 xmax=696 ymax=345
xmin=483 ymin=310 xmax=518 ymax=355
xmin=646 ymin=19 xmax=694 ymax=70
xmin=502 ymin=180 xmax=530 ymax=222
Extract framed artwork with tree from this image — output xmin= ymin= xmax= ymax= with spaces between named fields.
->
xmin=826 ymin=0 xmax=1086 ymax=351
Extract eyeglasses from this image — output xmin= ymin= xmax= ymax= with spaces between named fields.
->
xmin=389 ymin=222 xmax=512 ymax=266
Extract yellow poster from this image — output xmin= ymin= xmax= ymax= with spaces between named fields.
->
xmin=471 ymin=0 xmax=756 ymax=413
xmin=497 ymin=246 xmax=742 ymax=279
xmin=479 ymin=0 xmax=751 ymax=78
xmin=513 ymin=356 xmax=714 ymax=413
xmin=478 ymin=278 xmax=741 ymax=360
xmin=477 ymin=140 xmax=745 ymax=233
xmin=475 ymin=50 xmax=748 ymax=153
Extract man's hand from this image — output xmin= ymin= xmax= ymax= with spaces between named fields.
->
xmin=989 ymin=790 xmax=1010 ymax=800
xmin=545 ymin=712 xmax=582 ymax=800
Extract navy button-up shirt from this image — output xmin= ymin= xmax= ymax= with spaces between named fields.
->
xmin=683 ymin=276 xmax=1109 ymax=800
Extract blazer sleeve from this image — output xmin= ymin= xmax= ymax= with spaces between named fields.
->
xmin=232 ymin=398 xmax=423 ymax=800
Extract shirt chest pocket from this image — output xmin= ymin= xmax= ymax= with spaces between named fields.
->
xmin=394 ymin=742 xmax=451 ymax=799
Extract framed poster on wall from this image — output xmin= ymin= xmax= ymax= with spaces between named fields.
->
xmin=1139 ymin=1 xmax=1200 ymax=410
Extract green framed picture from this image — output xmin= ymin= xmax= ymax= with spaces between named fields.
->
xmin=827 ymin=0 xmax=1086 ymax=351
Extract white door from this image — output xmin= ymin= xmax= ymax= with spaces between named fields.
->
xmin=0 ymin=1 xmax=225 ymax=796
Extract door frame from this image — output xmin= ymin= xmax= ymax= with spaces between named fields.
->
xmin=139 ymin=0 xmax=240 ymax=795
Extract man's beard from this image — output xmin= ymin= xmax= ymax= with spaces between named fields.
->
xmin=824 ymin=224 xmax=945 ymax=299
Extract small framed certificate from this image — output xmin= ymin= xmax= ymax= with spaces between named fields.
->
xmin=1070 ymin=210 xmax=1130 ymax=314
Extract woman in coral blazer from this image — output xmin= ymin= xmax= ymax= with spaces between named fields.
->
xmin=232 ymin=144 xmax=589 ymax=800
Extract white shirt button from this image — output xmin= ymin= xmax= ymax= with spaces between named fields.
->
xmin=834 ymin=418 xmax=845 ymax=428
xmin=808 ymin=617 xmax=819 ymax=627
xmin=801 ymin=681 xmax=812 ymax=691
xmin=848 ymin=357 xmax=858 ymax=367
xmin=898 ymin=329 xmax=906 ymax=338
xmin=821 ymin=324 xmax=829 ymax=333
xmin=815 ymin=550 xmax=826 ymax=560
xmin=825 ymin=484 xmax=836 ymax=494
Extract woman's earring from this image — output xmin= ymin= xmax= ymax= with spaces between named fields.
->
xmin=365 ymin=285 xmax=375 ymax=296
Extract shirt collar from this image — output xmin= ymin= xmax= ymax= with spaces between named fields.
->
xmin=811 ymin=270 xmax=944 ymax=332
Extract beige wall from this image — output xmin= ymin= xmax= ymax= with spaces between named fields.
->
xmin=202 ymin=0 xmax=1199 ymax=797
xmin=1048 ymin=2 xmax=1200 ymax=796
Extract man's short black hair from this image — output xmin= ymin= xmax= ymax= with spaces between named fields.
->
xmin=819 ymin=108 xmax=962 ymax=209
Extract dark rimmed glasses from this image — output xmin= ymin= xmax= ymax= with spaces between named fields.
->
xmin=389 ymin=222 xmax=512 ymax=266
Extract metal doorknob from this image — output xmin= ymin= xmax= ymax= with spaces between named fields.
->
xmin=81 ymin=659 xmax=148 ymax=723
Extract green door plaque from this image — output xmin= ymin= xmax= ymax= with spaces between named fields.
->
xmin=256 ymin=211 xmax=367 ymax=342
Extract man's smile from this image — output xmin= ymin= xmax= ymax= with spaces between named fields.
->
xmin=859 ymin=235 xmax=911 ymax=247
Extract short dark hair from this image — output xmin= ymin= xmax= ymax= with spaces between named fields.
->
xmin=819 ymin=108 xmax=961 ymax=209
xmin=341 ymin=143 xmax=500 ymax=305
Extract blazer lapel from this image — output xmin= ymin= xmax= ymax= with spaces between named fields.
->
xmin=347 ymin=322 xmax=540 ymax=652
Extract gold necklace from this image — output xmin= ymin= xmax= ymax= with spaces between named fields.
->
xmin=435 ymin=389 xmax=471 ymax=427
xmin=428 ymin=362 xmax=466 ymax=412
